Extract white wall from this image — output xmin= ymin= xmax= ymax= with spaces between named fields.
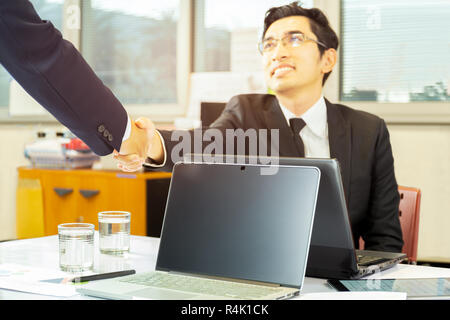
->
xmin=388 ymin=124 xmax=450 ymax=262
xmin=1 ymin=123 xmax=449 ymax=263
xmin=0 ymin=124 xmax=46 ymax=241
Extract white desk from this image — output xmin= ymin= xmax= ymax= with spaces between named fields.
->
xmin=1 ymin=235 xmax=450 ymax=300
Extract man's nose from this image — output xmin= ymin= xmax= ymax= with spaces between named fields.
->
xmin=271 ymin=41 xmax=289 ymax=61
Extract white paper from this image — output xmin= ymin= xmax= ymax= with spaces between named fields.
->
xmin=365 ymin=264 xmax=450 ymax=280
xmin=0 ymin=263 xmax=77 ymax=297
xmin=0 ymin=278 xmax=77 ymax=297
xmin=298 ymin=291 xmax=407 ymax=300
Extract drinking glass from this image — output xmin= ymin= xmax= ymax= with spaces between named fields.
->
xmin=98 ymin=211 xmax=131 ymax=255
xmin=58 ymin=223 xmax=94 ymax=272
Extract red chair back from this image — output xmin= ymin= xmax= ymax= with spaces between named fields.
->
xmin=359 ymin=186 xmax=421 ymax=263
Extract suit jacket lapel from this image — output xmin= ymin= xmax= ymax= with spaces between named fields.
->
xmin=326 ymin=99 xmax=352 ymax=202
xmin=262 ymin=95 xmax=300 ymax=157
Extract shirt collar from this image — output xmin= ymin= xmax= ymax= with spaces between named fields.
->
xmin=278 ymin=96 xmax=328 ymax=138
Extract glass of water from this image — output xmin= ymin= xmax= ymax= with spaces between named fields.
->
xmin=98 ymin=211 xmax=131 ymax=255
xmin=58 ymin=223 xmax=94 ymax=272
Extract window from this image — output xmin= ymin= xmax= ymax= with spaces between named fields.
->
xmin=194 ymin=0 xmax=314 ymax=73
xmin=1 ymin=0 xmax=190 ymax=120
xmin=341 ymin=0 xmax=450 ymax=103
xmin=0 ymin=59 xmax=11 ymax=108
xmin=81 ymin=0 xmax=180 ymax=105
xmin=0 ymin=0 xmax=64 ymax=109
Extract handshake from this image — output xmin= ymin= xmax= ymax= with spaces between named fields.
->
xmin=114 ymin=117 xmax=164 ymax=172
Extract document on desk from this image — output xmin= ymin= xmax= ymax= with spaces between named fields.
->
xmin=0 ymin=263 xmax=77 ymax=297
xmin=299 ymin=291 xmax=407 ymax=300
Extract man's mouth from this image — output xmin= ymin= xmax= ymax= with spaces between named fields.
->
xmin=271 ymin=65 xmax=295 ymax=77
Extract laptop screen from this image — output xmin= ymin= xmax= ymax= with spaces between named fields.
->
xmin=155 ymin=163 xmax=320 ymax=288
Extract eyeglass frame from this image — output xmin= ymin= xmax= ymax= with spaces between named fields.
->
xmin=258 ymin=31 xmax=329 ymax=55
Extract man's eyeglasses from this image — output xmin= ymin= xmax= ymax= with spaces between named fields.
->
xmin=259 ymin=32 xmax=328 ymax=54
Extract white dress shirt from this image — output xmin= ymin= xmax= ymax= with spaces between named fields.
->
xmin=278 ymin=96 xmax=331 ymax=158
xmin=122 ymin=116 xmax=132 ymax=143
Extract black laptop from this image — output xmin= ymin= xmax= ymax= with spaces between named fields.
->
xmin=185 ymin=155 xmax=407 ymax=279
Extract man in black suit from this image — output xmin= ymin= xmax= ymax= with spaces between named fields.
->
xmin=115 ymin=3 xmax=404 ymax=252
xmin=0 ymin=0 xmax=155 ymax=163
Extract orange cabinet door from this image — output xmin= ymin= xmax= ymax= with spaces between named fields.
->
xmin=77 ymin=174 xmax=147 ymax=236
xmin=17 ymin=167 xmax=170 ymax=238
xmin=40 ymin=172 xmax=81 ymax=235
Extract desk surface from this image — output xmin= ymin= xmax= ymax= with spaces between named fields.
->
xmin=1 ymin=235 xmax=450 ymax=300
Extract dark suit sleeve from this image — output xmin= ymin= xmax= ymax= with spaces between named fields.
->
xmin=0 ymin=0 xmax=128 ymax=155
xmin=146 ymin=96 xmax=244 ymax=172
xmin=363 ymin=119 xmax=403 ymax=252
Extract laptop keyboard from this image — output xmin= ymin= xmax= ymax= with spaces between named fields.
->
xmin=357 ymin=255 xmax=391 ymax=267
xmin=118 ymin=272 xmax=286 ymax=299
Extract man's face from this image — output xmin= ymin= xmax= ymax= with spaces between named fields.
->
xmin=262 ymin=16 xmax=326 ymax=96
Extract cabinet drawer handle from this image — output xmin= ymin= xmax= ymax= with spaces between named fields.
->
xmin=79 ymin=189 xmax=100 ymax=199
xmin=53 ymin=188 xmax=73 ymax=197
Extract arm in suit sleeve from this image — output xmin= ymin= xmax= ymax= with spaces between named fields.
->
xmin=144 ymin=95 xmax=243 ymax=172
xmin=0 ymin=0 xmax=128 ymax=155
xmin=363 ymin=119 xmax=403 ymax=252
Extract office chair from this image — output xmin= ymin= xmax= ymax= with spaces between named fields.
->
xmin=359 ymin=185 xmax=422 ymax=264
xmin=200 ymin=102 xmax=226 ymax=127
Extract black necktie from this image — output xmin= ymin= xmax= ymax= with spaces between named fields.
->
xmin=289 ymin=118 xmax=307 ymax=157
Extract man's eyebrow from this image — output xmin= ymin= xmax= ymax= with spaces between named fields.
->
xmin=285 ymin=30 xmax=305 ymax=36
xmin=263 ymin=35 xmax=275 ymax=41
xmin=263 ymin=30 xmax=305 ymax=41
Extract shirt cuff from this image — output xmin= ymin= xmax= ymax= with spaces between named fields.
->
xmin=143 ymin=130 xmax=167 ymax=168
xmin=122 ymin=115 xmax=132 ymax=142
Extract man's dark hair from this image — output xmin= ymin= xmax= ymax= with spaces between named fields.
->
xmin=262 ymin=2 xmax=339 ymax=85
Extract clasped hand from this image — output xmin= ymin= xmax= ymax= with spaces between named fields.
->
xmin=114 ymin=117 xmax=156 ymax=172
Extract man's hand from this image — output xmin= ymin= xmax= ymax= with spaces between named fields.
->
xmin=114 ymin=117 xmax=164 ymax=172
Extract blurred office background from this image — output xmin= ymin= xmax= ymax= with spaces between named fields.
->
xmin=0 ymin=0 xmax=449 ymax=263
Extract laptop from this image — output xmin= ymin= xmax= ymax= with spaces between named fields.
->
xmin=184 ymin=155 xmax=407 ymax=279
xmin=77 ymin=162 xmax=321 ymax=300
xmin=275 ymin=157 xmax=406 ymax=279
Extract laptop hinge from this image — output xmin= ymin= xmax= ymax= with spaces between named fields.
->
xmin=168 ymin=271 xmax=282 ymax=287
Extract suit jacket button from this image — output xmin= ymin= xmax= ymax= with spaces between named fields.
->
xmin=103 ymin=129 xmax=109 ymax=137
xmin=98 ymin=125 xmax=105 ymax=133
xmin=108 ymin=134 xmax=113 ymax=142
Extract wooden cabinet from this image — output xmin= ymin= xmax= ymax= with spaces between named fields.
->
xmin=16 ymin=167 xmax=171 ymax=238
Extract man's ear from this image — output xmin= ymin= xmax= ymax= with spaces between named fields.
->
xmin=321 ymin=48 xmax=337 ymax=74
